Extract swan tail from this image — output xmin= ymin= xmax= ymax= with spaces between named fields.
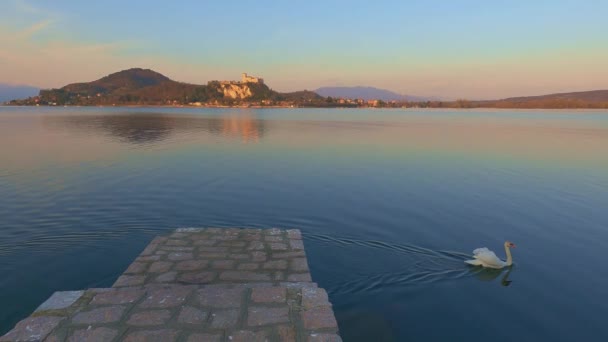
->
xmin=465 ymin=259 xmax=483 ymax=266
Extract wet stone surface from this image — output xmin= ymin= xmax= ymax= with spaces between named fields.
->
xmin=1 ymin=228 xmax=340 ymax=341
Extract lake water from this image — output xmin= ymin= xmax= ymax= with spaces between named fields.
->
xmin=1 ymin=107 xmax=607 ymax=341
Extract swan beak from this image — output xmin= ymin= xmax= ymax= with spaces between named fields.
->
xmin=510 ymin=243 xmax=516 ymax=248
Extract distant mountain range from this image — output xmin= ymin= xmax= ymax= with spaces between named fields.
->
xmin=0 ymin=84 xmax=39 ymax=102
xmin=315 ymin=86 xmax=438 ymax=102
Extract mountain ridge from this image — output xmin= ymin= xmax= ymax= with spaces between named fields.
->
xmin=315 ymin=86 xmax=437 ymax=102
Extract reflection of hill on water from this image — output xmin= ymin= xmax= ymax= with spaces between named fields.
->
xmin=44 ymin=112 xmax=266 ymax=144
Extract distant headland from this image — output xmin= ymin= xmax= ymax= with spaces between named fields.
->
xmin=4 ymin=68 xmax=608 ymax=109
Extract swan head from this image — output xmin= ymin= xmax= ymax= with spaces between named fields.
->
xmin=504 ymin=241 xmax=516 ymax=248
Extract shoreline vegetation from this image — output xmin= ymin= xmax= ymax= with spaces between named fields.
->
xmin=4 ymin=68 xmax=608 ymax=109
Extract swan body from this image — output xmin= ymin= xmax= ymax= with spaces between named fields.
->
xmin=465 ymin=241 xmax=516 ymax=269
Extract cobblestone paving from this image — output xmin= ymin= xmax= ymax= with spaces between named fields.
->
xmin=1 ymin=228 xmax=341 ymax=342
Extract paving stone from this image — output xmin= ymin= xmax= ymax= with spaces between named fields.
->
xmin=289 ymin=239 xmax=305 ymax=250
xmin=138 ymin=286 xmax=192 ymax=308
xmin=264 ymin=236 xmax=284 ymax=242
xmin=242 ymin=234 xmax=262 ymax=241
xmin=0 ymin=316 xmax=64 ymax=342
xmin=198 ymin=287 xmax=243 ymax=308
xmin=302 ymin=306 xmax=338 ymax=330
xmin=228 ymin=330 xmax=269 ymax=342
xmin=127 ymin=309 xmax=171 ymax=326
xmin=247 ymin=306 xmax=290 ymax=326
xmin=307 ymin=333 xmax=343 ymax=342
xmin=123 ymin=329 xmax=178 ymax=342
xmin=219 ymin=271 xmax=271 ymax=282
xmin=125 ymin=262 xmax=148 ymax=274
xmin=72 ymin=305 xmax=125 ymax=324
xmin=274 ymin=271 xmax=285 ymax=281
xmin=187 ymin=333 xmax=222 ymax=342
xmin=251 ymin=251 xmax=267 ymax=262
xmin=272 ymin=251 xmax=306 ymax=259
xmin=263 ymin=260 xmax=288 ymax=270
xmin=247 ymin=241 xmax=265 ymax=250
xmin=159 ymin=246 xmax=194 ymax=251
xmin=155 ymin=271 xmax=177 ymax=283
xmin=209 ymin=309 xmax=239 ymax=329
xmin=91 ymin=288 xmax=145 ymax=305
xmin=176 ymin=227 xmax=206 ymax=232
xmin=68 ymin=327 xmax=118 ymax=342
xmin=198 ymin=246 xmax=229 ymax=252
xmin=269 ymin=242 xmax=288 ymax=251
xmin=227 ymin=253 xmax=249 ymax=259
xmin=286 ymin=229 xmax=302 ymax=239
xmin=237 ymin=263 xmax=259 ymax=270
xmin=35 ymin=290 xmax=83 ymax=312
xmin=177 ymin=306 xmax=208 ymax=324
xmin=287 ymin=273 xmax=312 ymax=282
xmin=198 ymin=252 xmax=228 ymax=259
xmin=290 ymin=258 xmax=309 ymax=272
xmin=166 ymin=239 xmax=189 ymax=246
xmin=178 ymin=271 xmax=216 ymax=284
xmin=193 ymin=239 xmax=218 ymax=246
xmin=219 ymin=241 xmax=247 ymax=247
xmin=167 ymin=252 xmax=193 ymax=261
xmin=211 ymin=259 xmax=236 ymax=269
xmin=266 ymin=228 xmax=283 ymax=235
xmin=114 ymin=275 xmax=146 ymax=287
xmin=148 ymin=261 xmax=173 ymax=273
xmin=251 ymin=287 xmax=286 ymax=303
xmin=175 ymin=260 xmax=208 ymax=271
xmin=301 ymin=287 xmax=330 ymax=309
xmin=277 ymin=325 xmax=297 ymax=341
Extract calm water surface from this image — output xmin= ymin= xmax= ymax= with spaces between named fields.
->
xmin=1 ymin=107 xmax=608 ymax=341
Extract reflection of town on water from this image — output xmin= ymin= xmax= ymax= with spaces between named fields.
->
xmin=44 ymin=112 xmax=266 ymax=144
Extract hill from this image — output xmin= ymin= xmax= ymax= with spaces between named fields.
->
xmin=0 ymin=84 xmax=39 ymax=102
xmin=474 ymin=90 xmax=608 ymax=109
xmin=315 ymin=86 xmax=435 ymax=102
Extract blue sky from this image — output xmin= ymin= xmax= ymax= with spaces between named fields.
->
xmin=1 ymin=0 xmax=607 ymax=99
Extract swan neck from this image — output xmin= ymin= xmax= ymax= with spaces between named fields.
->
xmin=505 ymin=245 xmax=513 ymax=266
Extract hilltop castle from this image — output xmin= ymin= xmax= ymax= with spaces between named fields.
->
xmin=241 ymin=73 xmax=264 ymax=84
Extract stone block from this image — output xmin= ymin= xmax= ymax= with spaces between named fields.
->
xmin=187 ymin=333 xmax=221 ymax=342
xmin=197 ymin=287 xmax=243 ymax=308
xmin=90 ymin=288 xmax=144 ymax=305
xmin=228 ymin=330 xmax=269 ymax=342
xmin=289 ymin=239 xmax=305 ymax=250
xmin=211 ymin=259 xmax=235 ymax=269
xmin=219 ymin=271 xmax=271 ymax=282
xmin=263 ymin=260 xmax=288 ymax=270
xmin=175 ymin=260 xmax=208 ymax=271
xmin=209 ymin=309 xmax=239 ymax=329
xmin=0 ymin=316 xmax=64 ymax=342
xmin=177 ymin=306 xmax=208 ymax=324
xmin=68 ymin=327 xmax=117 ymax=342
xmin=302 ymin=306 xmax=338 ymax=330
xmin=178 ymin=271 xmax=216 ymax=284
xmin=286 ymin=229 xmax=302 ymax=239
xmin=123 ymin=329 xmax=178 ymax=342
xmin=35 ymin=290 xmax=83 ymax=312
xmin=251 ymin=287 xmax=286 ymax=303
xmin=287 ymin=273 xmax=312 ymax=282
xmin=127 ymin=309 xmax=171 ymax=326
xmin=125 ymin=262 xmax=148 ymax=274
xmin=247 ymin=306 xmax=290 ymax=326
xmin=167 ymin=252 xmax=193 ymax=261
xmin=148 ymin=261 xmax=173 ymax=273
xmin=237 ymin=263 xmax=259 ymax=270
xmin=72 ymin=306 xmax=125 ymax=324
xmin=290 ymin=258 xmax=309 ymax=272
xmin=269 ymin=242 xmax=288 ymax=251
xmin=301 ymin=287 xmax=330 ymax=309
xmin=113 ymin=275 xmax=146 ymax=287
xmin=154 ymin=271 xmax=177 ymax=283
xmin=138 ymin=286 xmax=192 ymax=308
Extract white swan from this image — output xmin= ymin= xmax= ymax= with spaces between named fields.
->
xmin=465 ymin=241 xmax=516 ymax=269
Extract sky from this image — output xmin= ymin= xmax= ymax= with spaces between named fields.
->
xmin=1 ymin=0 xmax=607 ymax=100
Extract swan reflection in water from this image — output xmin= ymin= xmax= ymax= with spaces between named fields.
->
xmin=469 ymin=265 xmax=515 ymax=286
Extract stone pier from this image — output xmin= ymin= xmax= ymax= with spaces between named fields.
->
xmin=1 ymin=228 xmax=341 ymax=342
